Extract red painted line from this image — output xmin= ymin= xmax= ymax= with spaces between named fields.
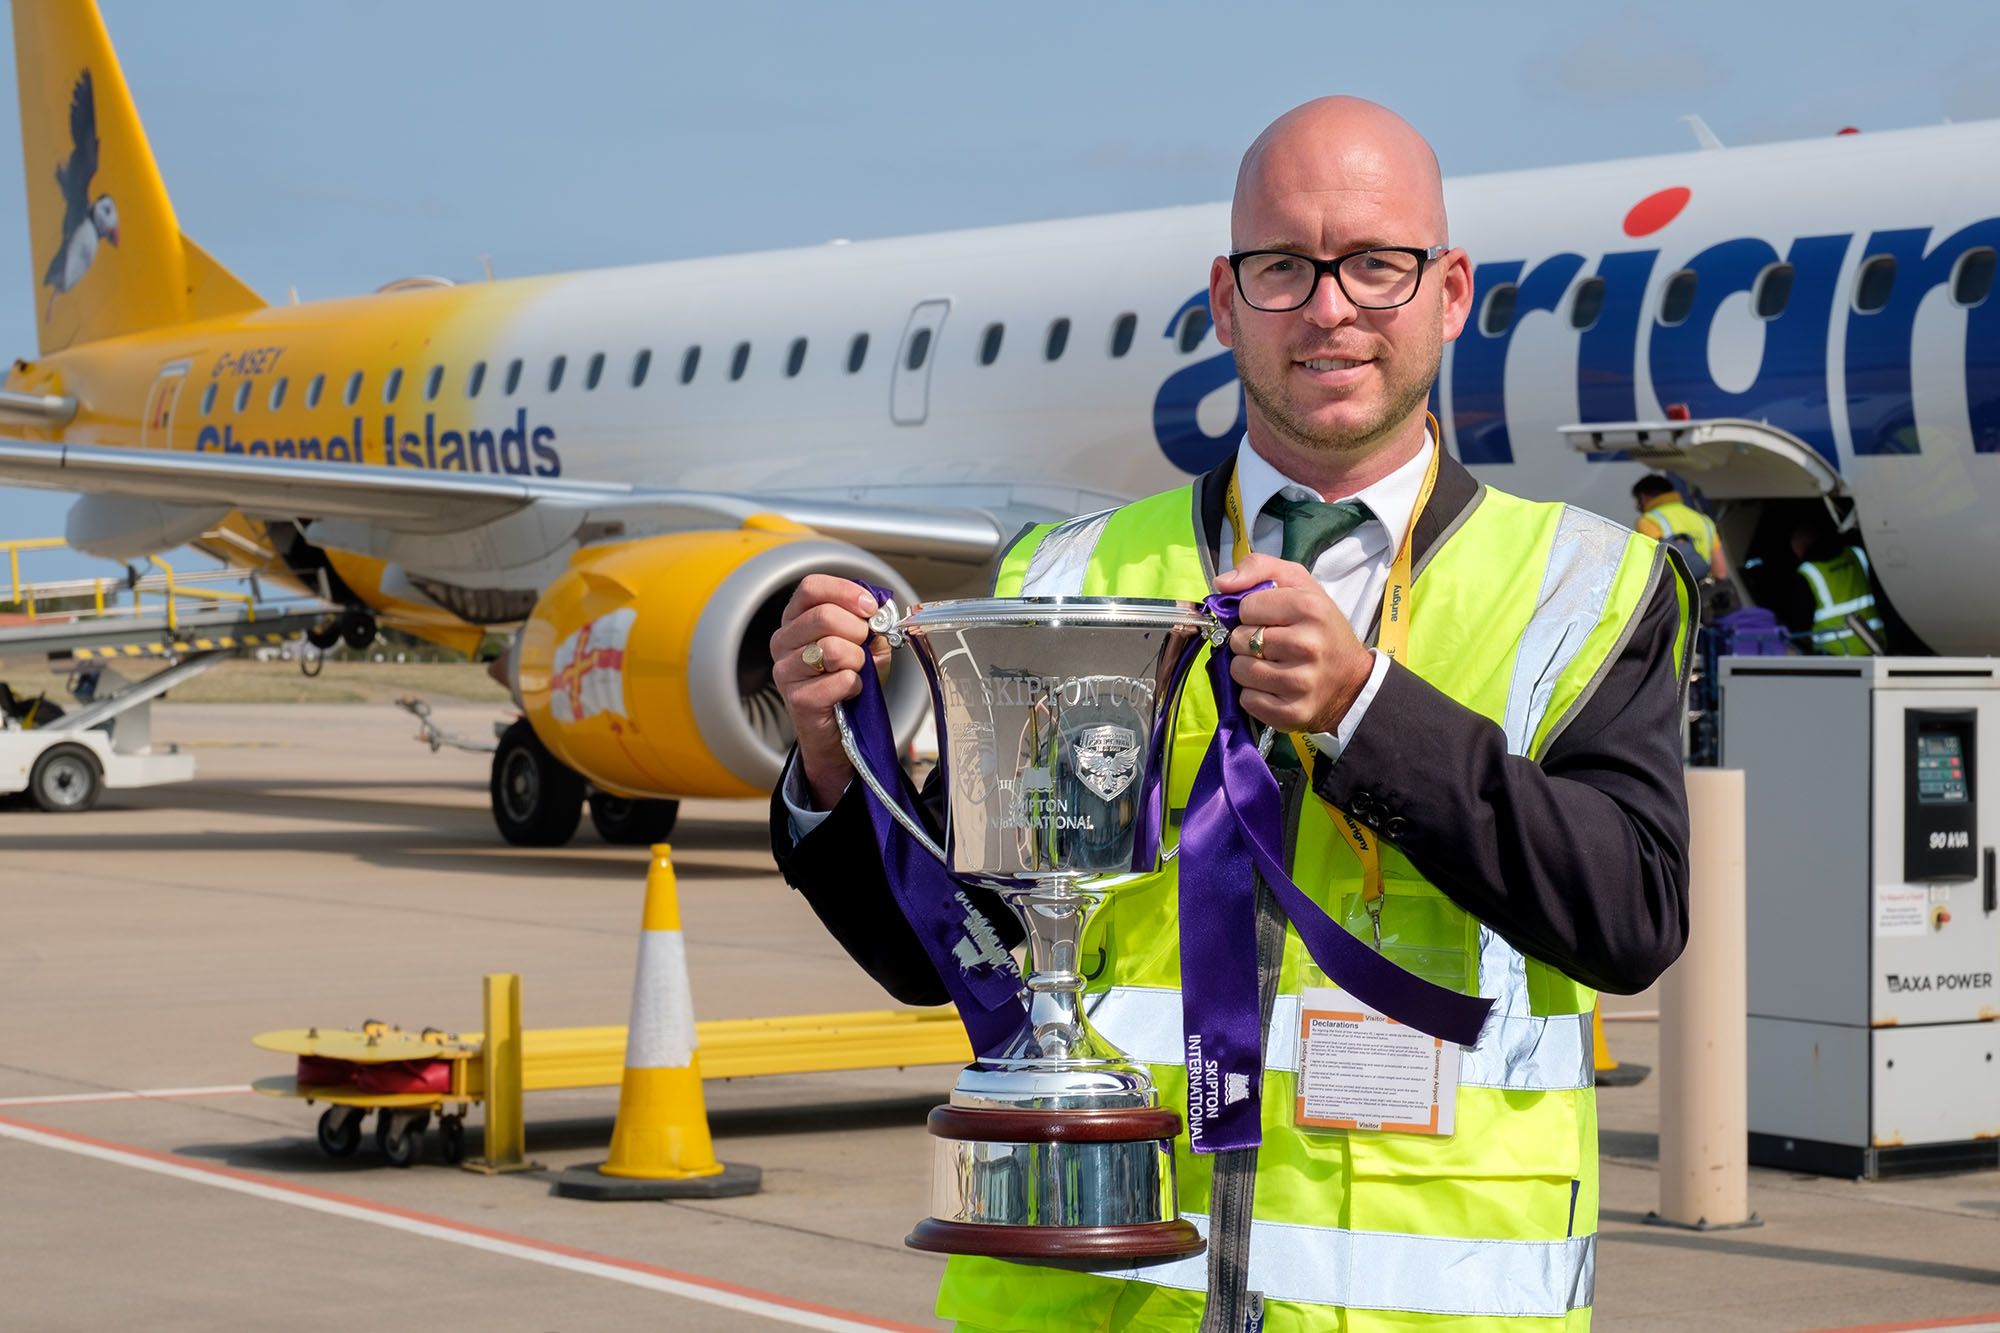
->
xmin=0 ymin=1111 xmax=933 ymax=1332
xmin=1802 ymin=1315 xmax=2000 ymax=1333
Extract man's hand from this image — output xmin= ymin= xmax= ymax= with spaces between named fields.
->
xmin=1212 ymin=554 xmax=1375 ymax=735
xmin=770 ymin=575 xmax=893 ymax=810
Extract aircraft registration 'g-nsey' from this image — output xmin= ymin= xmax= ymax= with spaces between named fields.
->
xmin=1 ymin=1 xmax=1994 ymax=845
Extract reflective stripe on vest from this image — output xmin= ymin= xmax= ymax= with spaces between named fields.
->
xmin=1089 ymin=1212 xmax=1596 ymax=1318
xmin=1644 ymin=499 xmax=1715 ymax=563
xmin=1503 ymin=504 xmax=1632 ymax=759
xmin=1087 ymin=985 xmax=1593 ymax=1092
xmin=1018 ymin=507 xmax=1116 ymax=597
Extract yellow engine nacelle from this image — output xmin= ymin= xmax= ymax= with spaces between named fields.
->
xmin=515 ymin=523 xmax=925 ymax=800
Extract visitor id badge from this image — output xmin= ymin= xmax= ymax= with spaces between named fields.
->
xmin=1294 ymin=986 xmax=1458 ymax=1135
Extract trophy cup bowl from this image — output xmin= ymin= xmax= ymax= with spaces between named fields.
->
xmin=837 ymin=596 xmax=1217 ymax=1265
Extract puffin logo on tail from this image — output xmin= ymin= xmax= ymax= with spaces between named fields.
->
xmin=42 ymin=70 xmax=118 ymax=324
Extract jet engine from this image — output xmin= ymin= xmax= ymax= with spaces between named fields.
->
xmin=514 ymin=520 xmax=927 ymax=800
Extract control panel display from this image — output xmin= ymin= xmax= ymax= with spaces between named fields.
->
xmin=1905 ymin=709 xmax=1977 ymax=881
xmin=1916 ymin=734 xmax=1970 ymax=805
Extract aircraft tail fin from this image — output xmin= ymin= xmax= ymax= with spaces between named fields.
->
xmin=12 ymin=0 xmax=263 ymax=354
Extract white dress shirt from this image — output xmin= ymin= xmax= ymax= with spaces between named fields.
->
xmin=783 ymin=432 xmax=1434 ymax=833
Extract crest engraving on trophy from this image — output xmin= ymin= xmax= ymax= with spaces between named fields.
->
xmin=1072 ymin=723 xmax=1140 ymax=802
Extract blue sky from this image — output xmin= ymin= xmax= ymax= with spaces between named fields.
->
xmin=2 ymin=0 xmax=1996 ymax=577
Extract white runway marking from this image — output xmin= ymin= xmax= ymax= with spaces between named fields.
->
xmin=0 ymin=1114 xmax=928 ymax=1333
xmin=0 ymin=1084 xmax=250 ymax=1108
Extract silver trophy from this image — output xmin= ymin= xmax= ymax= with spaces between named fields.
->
xmin=836 ymin=596 xmax=1219 ymax=1265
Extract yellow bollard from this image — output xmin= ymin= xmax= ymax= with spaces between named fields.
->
xmin=463 ymin=972 xmax=542 ymax=1174
xmin=554 ymin=845 xmax=760 ymax=1200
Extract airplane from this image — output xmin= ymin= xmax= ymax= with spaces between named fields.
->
xmin=0 ymin=0 xmax=1993 ymax=846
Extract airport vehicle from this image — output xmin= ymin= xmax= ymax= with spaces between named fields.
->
xmin=0 ymin=538 xmax=329 ymax=809
xmin=0 ymin=2 xmax=1993 ymax=844
xmin=253 ymin=1008 xmax=973 ymax=1168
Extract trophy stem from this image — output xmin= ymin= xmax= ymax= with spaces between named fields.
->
xmin=1004 ymin=875 xmax=1104 ymax=1065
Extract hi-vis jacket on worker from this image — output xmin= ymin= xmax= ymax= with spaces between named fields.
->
xmin=1635 ymin=490 xmax=1724 ymax=583
xmin=773 ymin=441 xmax=1695 ymax=1332
xmin=1798 ymin=546 xmax=1883 ymax=655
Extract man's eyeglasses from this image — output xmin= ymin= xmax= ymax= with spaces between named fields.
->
xmin=1228 ymin=245 xmax=1450 ymax=312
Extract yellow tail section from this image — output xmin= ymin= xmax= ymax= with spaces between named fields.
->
xmin=12 ymin=0 xmax=261 ymax=352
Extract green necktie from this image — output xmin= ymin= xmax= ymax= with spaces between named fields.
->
xmin=1263 ymin=494 xmax=1371 ymax=569
xmin=1256 ymin=494 xmax=1369 ymax=771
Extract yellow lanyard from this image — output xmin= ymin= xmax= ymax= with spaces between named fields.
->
xmin=1221 ymin=419 xmax=1441 ymax=947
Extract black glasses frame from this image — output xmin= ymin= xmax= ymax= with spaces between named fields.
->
xmin=1227 ymin=244 xmax=1451 ymax=312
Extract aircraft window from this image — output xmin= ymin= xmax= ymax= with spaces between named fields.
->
xmin=424 ymin=365 xmax=444 ymax=400
xmin=305 ymin=373 xmax=325 ymax=409
xmin=1177 ymin=307 xmax=1211 ymax=353
xmin=1753 ymin=264 xmax=1794 ymax=321
xmin=904 ymin=328 xmax=933 ymax=372
xmin=847 ymin=333 xmax=868 ymax=373
xmin=233 ymin=380 xmax=251 ymax=413
xmin=680 ymin=345 xmax=701 ymax=384
xmin=383 ymin=368 xmax=404 ymax=403
xmin=200 ymin=383 xmax=216 ymax=415
xmin=585 ymin=352 xmax=605 ymax=390
xmin=1658 ymin=270 xmax=1698 ymax=326
xmin=979 ymin=323 xmax=1004 ymax=365
xmin=548 ymin=355 xmax=567 ymax=392
xmin=1480 ymin=284 xmax=1519 ymax=336
xmin=730 ymin=342 xmax=750 ymax=380
xmin=504 ymin=359 xmax=523 ymax=394
xmin=344 ymin=371 xmax=364 ymax=406
xmin=1109 ymin=312 xmax=1137 ymax=358
xmin=1045 ymin=318 xmax=1070 ymax=362
xmin=1570 ymin=277 xmax=1606 ymax=331
xmin=466 ymin=362 xmax=486 ymax=398
xmin=1953 ymin=248 xmax=1995 ymax=308
xmin=786 ymin=337 xmax=807 ymax=377
xmin=631 ymin=349 xmax=651 ymax=387
xmin=1854 ymin=255 xmax=1896 ymax=314
xmin=269 ymin=377 xmax=287 ymax=411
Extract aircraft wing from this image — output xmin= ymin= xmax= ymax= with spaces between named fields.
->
xmin=0 ymin=437 xmax=1012 ymax=563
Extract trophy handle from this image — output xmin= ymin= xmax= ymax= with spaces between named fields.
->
xmin=834 ymin=703 xmax=948 ymax=865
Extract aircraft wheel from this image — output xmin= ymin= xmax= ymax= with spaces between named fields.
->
xmin=438 ymin=1114 xmax=466 ymax=1165
xmin=376 ymin=1109 xmax=430 ymax=1168
xmin=305 ymin=619 xmax=342 ymax=651
xmin=490 ymin=720 xmax=584 ymax=847
xmin=339 ymin=611 xmax=378 ymax=652
xmin=28 ymin=745 xmax=101 ymax=813
xmin=588 ymin=793 xmax=680 ymax=846
xmin=317 ymin=1106 xmax=363 ymax=1158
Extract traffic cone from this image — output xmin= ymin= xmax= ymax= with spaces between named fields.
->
xmin=554 ymin=845 xmax=760 ymax=1200
xmin=1592 ymin=1000 xmax=1651 ymax=1088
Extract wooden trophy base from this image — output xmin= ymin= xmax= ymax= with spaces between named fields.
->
xmin=907 ymin=1104 xmax=1206 ymax=1265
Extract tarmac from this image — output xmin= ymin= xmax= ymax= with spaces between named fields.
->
xmin=1 ymin=699 xmax=1995 ymax=1331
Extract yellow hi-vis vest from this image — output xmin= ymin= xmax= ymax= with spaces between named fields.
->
xmin=939 ymin=478 xmax=1687 ymax=1333
xmin=1638 ymin=497 xmax=1717 ymax=567
xmin=1799 ymin=547 xmax=1882 ymax=656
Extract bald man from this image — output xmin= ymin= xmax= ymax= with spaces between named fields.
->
xmin=769 ymin=98 xmax=1691 ymax=1330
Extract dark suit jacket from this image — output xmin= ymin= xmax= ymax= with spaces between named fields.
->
xmin=771 ymin=451 xmax=1693 ymax=1003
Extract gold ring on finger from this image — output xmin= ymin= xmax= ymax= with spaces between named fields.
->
xmin=801 ymin=642 xmax=826 ymax=673
xmin=1247 ymin=626 xmax=1266 ymax=659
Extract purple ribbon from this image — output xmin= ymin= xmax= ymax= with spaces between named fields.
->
xmin=837 ymin=581 xmax=1027 ymax=1058
xmin=1176 ymin=587 xmax=1495 ymax=1153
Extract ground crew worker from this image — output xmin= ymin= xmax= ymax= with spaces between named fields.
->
xmin=1633 ymin=474 xmax=1727 ymax=581
xmin=1788 ymin=520 xmax=1882 ymax=655
xmin=769 ymin=97 xmax=1692 ymax=1330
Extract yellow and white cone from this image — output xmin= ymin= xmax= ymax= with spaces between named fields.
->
xmin=555 ymin=845 xmax=760 ymax=1200
xmin=1592 ymin=1000 xmax=1651 ymax=1088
